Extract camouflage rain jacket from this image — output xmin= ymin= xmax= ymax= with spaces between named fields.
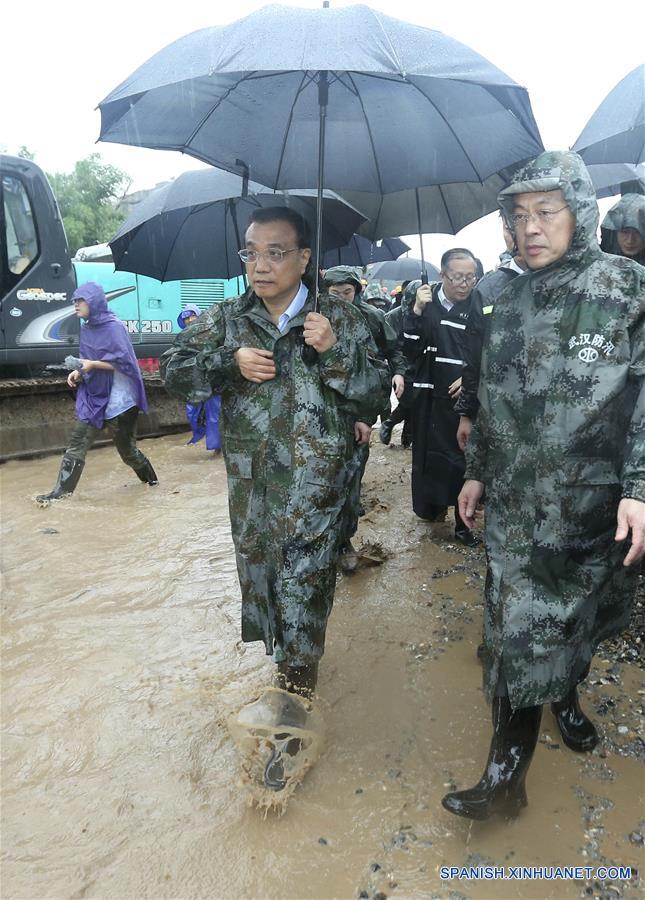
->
xmin=160 ymin=287 xmax=390 ymax=665
xmin=467 ymin=151 xmax=644 ymax=708
xmin=600 ymin=193 xmax=645 ymax=265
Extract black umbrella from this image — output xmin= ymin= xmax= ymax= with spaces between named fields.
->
xmin=368 ymin=258 xmax=440 ymax=283
xmin=573 ymin=64 xmax=645 ymax=165
xmin=587 ymin=163 xmax=645 ymax=199
xmin=322 ymin=236 xmax=409 ymax=269
xmin=108 ymin=167 xmax=366 ymax=282
xmin=98 ymin=3 xmax=543 ymax=329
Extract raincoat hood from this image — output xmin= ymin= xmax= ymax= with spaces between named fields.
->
xmin=71 ymin=282 xmax=118 ymax=327
xmin=323 ymin=266 xmax=363 ymax=294
xmin=72 ymin=281 xmax=148 ymax=428
xmin=498 ymin=151 xmax=601 ymax=286
xmin=601 ymin=193 xmax=645 ymax=236
xmin=177 ymin=304 xmax=201 ymax=329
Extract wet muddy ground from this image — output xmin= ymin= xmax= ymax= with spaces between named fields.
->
xmin=1 ymin=429 xmax=643 ymax=899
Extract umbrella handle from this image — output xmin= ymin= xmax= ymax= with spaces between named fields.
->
xmin=302 ymin=343 xmax=318 ymax=365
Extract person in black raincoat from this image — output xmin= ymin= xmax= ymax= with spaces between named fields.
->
xmin=402 ymin=249 xmax=479 ymax=545
xmin=455 ymin=217 xmax=527 ymax=451
xmin=380 ymin=282 xmax=416 ymax=448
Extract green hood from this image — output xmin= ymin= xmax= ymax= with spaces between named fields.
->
xmin=323 ymin=265 xmax=363 ymax=293
xmin=498 ymin=151 xmax=601 ymax=283
xmin=602 ymin=193 xmax=645 ymax=235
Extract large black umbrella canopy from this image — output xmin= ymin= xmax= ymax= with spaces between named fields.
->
xmin=98 ymin=4 xmax=543 ymax=194
xmin=108 ymin=168 xmax=367 ymax=282
xmin=572 ymin=64 xmax=645 ymax=165
xmin=322 ymin=236 xmax=409 ymax=268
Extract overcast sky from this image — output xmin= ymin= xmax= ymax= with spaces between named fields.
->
xmin=2 ymin=0 xmax=643 ymax=269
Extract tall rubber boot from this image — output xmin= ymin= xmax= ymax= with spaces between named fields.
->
xmin=441 ymin=695 xmax=542 ymax=821
xmin=134 ymin=459 xmax=158 ymax=485
xmin=275 ymin=662 xmax=319 ymax=700
xmin=551 ymin=685 xmax=598 ymax=752
xmin=264 ymin=662 xmax=319 ymax=791
xmin=36 ymin=454 xmax=85 ymax=505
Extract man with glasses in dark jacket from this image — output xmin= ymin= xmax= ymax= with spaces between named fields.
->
xmin=402 ymin=249 xmax=479 ymax=545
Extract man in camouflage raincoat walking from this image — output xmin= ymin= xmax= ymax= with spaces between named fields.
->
xmin=161 ymin=208 xmax=389 ymax=704
xmin=442 ymin=151 xmax=644 ymax=821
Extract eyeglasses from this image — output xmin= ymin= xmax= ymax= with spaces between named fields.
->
xmin=443 ymin=273 xmax=478 ymax=286
xmin=238 ymin=247 xmax=300 ymax=264
xmin=509 ymin=206 xmax=568 ymax=228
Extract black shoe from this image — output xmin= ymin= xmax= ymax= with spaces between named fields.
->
xmin=551 ymin=686 xmax=598 ymax=752
xmin=379 ymin=419 xmax=394 ymax=445
xmin=36 ymin=454 xmax=85 ymax=504
xmin=441 ymin=696 xmax=542 ymax=821
xmin=455 ymin=528 xmax=479 ymax=547
xmin=134 ymin=459 xmax=158 ymax=485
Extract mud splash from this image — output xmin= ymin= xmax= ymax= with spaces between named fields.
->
xmin=229 ymin=688 xmax=325 ymax=815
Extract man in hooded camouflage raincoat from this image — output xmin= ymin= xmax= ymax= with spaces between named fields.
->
xmin=161 ymin=208 xmax=390 ymax=701
xmin=442 ymin=151 xmax=644 ymax=822
xmin=322 ymin=265 xmax=406 ymax=572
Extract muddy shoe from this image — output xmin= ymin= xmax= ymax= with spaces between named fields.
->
xmin=338 ymin=539 xmax=359 ymax=574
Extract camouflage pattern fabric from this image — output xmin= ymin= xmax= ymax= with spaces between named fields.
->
xmin=601 ymin=193 xmax=645 ymax=235
xmin=467 ymin=151 xmax=644 ymax=709
xmin=323 ymin=266 xmax=405 ymax=543
xmin=161 ymin=288 xmax=390 ymax=665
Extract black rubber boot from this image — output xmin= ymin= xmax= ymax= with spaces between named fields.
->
xmin=379 ymin=419 xmax=394 ymax=445
xmin=275 ymin=662 xmax=319 ymax=700
xmin=134 ymin=459 xmax=158 ymax=485
xmin=551 ymin=686 xmax=598 ymax=752
xmin=338 ymin=539 xmax=359 ymax=574
xmin=454 ymin=506 xmax=480 ymax=546
xmin=264 ymin=663 xmax=319 ymax=791
xmin=441 ymin=695 xmax=542 ymax=821
xmin=36 ymin=454 xmax=85 ymax=504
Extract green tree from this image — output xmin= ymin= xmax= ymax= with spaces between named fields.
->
xmin=47 ymin=154 xmax=131 ymax=255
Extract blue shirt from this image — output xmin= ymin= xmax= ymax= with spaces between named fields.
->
xmin=277 ymin=281 xmax=308 ymax=333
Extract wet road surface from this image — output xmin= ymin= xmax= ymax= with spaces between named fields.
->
xmin=1 ymin=432 xmax=642 ymax=898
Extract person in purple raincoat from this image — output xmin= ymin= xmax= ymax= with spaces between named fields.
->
xmin=36 ymin=283 xmax=158 ymax=504
xmin=177 ymin=306 xmax=222 ymax=457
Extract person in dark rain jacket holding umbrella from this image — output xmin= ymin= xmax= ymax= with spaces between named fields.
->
xmin=403 ymin=249 xmax=479 ymax=545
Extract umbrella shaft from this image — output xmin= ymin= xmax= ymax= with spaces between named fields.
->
xmin=314 ymin=72 xmax=329 ymax=312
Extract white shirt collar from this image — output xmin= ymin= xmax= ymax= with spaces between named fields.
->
xmin=438 ymin=285 xmax=454 ymax=310
xmin=505 ymin=256 xmax=526 ymax=275
xmin=277 ymin=281 xmax=308 ymax=333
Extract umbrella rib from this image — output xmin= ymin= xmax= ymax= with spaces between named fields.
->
xmin=345 ymin=71 xmax=386 ymax=195
xmin=391 ymin=74 xmax=487 ymax=182
xmin=274 ymin=71 xmax=315 ymax=189
xmin=183 ymin=70 xmax=262 ymax=151
xmin=436 ymin=183 xmax=458 ymax=234
xmin=162 ymin=205 xmax=197 ymax=282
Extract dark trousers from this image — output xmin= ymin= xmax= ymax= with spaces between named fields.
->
xmin=67 ymin=406 xmax=149 ymax=471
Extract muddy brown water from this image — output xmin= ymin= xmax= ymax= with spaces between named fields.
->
xmin=1 ymin=432 xmax=642 ymax=899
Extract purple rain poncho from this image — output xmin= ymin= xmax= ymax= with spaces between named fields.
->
xmin=73 ymin=282 xmax=148 ymax=428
